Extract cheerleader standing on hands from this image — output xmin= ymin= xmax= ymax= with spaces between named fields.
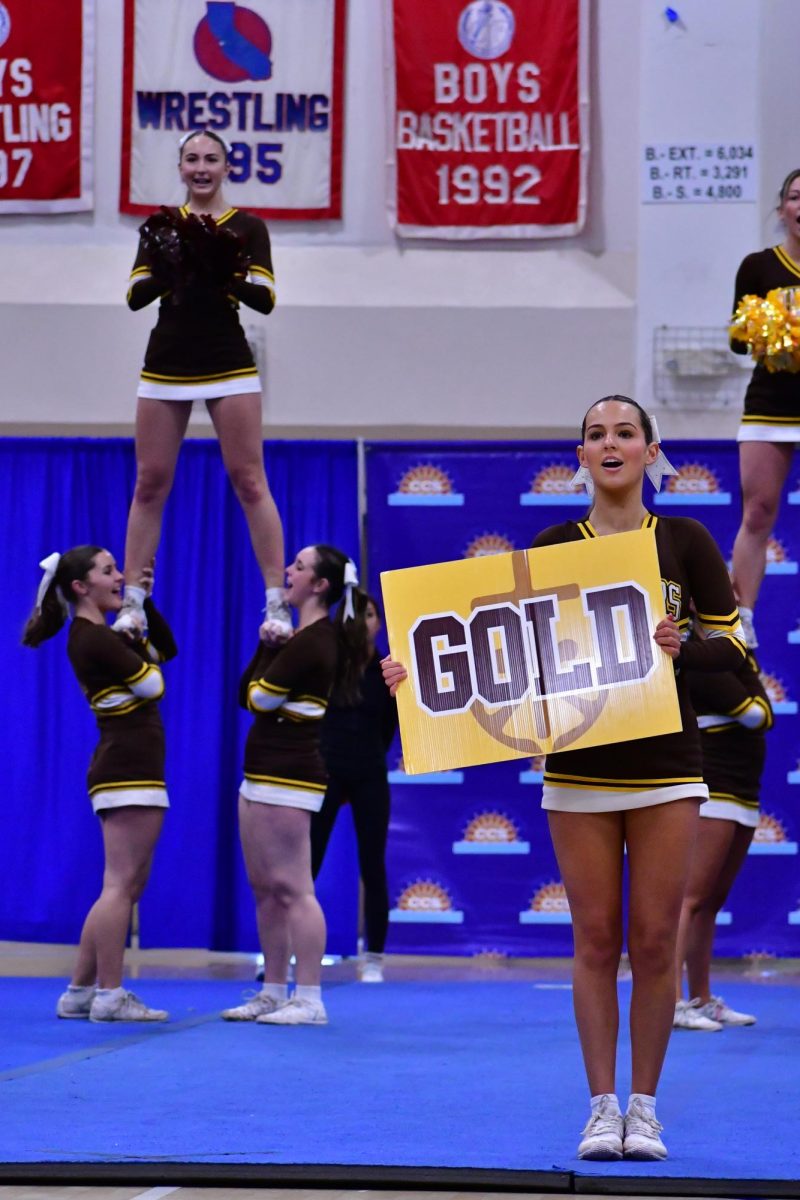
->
xmin=23 ymin=549 xmax=176 ymax=1022
xmin=383 ymin=397 xmax=745 ymax=1161
xmin=730 ymin=168 xmax=800 ymax=646
xmin=120 ymin=129 xmax=288 ymax=641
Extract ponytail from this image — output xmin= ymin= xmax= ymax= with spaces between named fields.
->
xmin=331 ymin=588 xmax=375 ymax=705
xmin=22 ymin=545 xmax=103 ymax=647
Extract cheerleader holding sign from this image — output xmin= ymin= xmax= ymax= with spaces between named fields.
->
xmin=383 ymin=396 xmax=746 ymax=1162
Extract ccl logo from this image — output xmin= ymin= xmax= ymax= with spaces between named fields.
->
xmin=410 ymin=582 xmax=656 ymax=717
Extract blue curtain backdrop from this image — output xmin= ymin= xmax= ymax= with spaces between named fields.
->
xmin=0 ymin=438 xmax=360 ymax=954
xmin=5 ymin=437 xmax=799 ymax=960
xmin=366 ymin=440 xmax=800 ymax=959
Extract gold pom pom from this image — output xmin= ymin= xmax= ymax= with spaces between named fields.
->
xmin=730 ymin=288 xmax=800 ymax=373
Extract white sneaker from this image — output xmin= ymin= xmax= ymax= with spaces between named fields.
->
xmin=256 ymin=996 xmax=328 ymax=1025
xmin=89 ymin=989 xmax=167 ymax=1023
xmin=696 ymin=994 xmax=756 ymax=1027
xmin=673 ymin=998 xmax=723 ymax=1031
xmin=111 ymin=602 xmax=147 ymax=638
xmin=577 ymin=1097 xmax=623 ymax=1161
xmin=360 ymin=953 xmax=384 ymax=984
xmin=222 ymin=990 xmax=283 ymax=1021
xmin=623 ymin=1099 xmax=667 ymax=1160
xmin=56 ymin=986 xmax=96 ymax=1019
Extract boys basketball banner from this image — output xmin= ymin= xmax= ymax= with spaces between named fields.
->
xmin=120 ymin=0 xmax=345 ymax=218
xmin=382 ymin=529 xmax=680 ymax=774
xmin=0 ymin=0 xmax=94 ymax=213
xmin=387 ymin=0 xmax=588 ymax=238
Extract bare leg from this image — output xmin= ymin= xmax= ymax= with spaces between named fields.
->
xmin=238 ymin=797 xmax=326 ymax=987
xmin=71 ymin=807 xmax=165 ymax=989
xmin=207 ymin=393 xmax=285 ymax=588
xmin=548 ymin=809 xmax=625 ymax=1097
xmin=124 ymin=399 xmax=192 ymax=579
xmin=626 ymin=799 xmax=699 ymax=1095
xmin=731 ymin=442 xmax=794 ymax=608
xmin=683 ymin=819 xmax=754 ymax=1001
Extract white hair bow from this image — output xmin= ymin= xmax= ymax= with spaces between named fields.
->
xmin=36 ymin=552 xmax=69 ymax=616
xmin=644 ymin=416 xmax=679 ymax=492
xmin=343 ymin=559 xmax=359 ymax=621
xmin=570 ymin=414 xmax=679 ymax=495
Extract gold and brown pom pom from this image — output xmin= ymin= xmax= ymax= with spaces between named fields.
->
xmin=730 ymin=287 xmax=800 ymax=373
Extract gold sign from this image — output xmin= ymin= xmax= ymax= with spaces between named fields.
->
xmin=381 ymin=528 xmax=681 ymax=774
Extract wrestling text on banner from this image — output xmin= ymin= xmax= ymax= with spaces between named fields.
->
xmin=120 ymin=0 xmax=345 ymax=218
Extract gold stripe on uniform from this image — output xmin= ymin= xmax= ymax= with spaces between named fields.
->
xmin=741 ymin=413 xmax=800 ymax=425
xmin=89 ymin=779 xmax=165 ymax=795
xmin=694 ymin=607 xmax=740 ymax=630
xmin=140 ymin=367 xmax=258 ymax=385
xmin=252 ymin=680 xmax=290 ymax=697
xmin=243 ymin=771 xmax=326 ymax=793
xmin=179 ymin=205 xmax=238 ymax=226
xmin=578 ymin=515 xmax=657 ymax=542
xmin=708 ymin=790 xmax=759 ymax=810
xmin=543 ymin=771 xmax=704 ymax=791
xmin=773 ymin=245 xmax=800 ymax=280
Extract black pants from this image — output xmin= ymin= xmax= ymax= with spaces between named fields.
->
xmin=311 ymin=766 xmax=390 ymax=954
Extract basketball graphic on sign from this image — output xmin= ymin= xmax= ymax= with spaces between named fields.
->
xmin=457 ymin=1 xmax=515 ymax=60
xmin=194 ymin=2 xmax=273 ymax=82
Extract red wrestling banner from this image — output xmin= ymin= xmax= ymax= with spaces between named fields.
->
xmin=0 ymin=0 xmax=93 ymax=212
xmin=121 ymin=0 xmax=345 ymax=219
xmin=387 ymin=0 xmax=588 ymax=239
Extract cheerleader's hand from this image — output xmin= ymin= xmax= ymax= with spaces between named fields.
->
xmin=259 ymin=617 xmax=293 ymax=646
xmin=381 ymin=655 xmax=408 ymax=696
xmin=653 ymin=615 xmax=681 ymax=659
xmin=137 ymin=560 xmax=155 ymax=598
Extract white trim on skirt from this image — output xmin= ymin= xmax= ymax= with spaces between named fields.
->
xmin=542 ymin=781 xmax=708 ymax=813
xmin=91 ymin=786 xmax=169 ymax=814
xmin=137 ymin=373 xmax=261 ymax=402
xmin=700 ymin=797 xmax=759 ymax=828
xmin=239 ymin=777 xmax=324 ymax=813
xmin=737 ymin=422 xmax=800 ymax=443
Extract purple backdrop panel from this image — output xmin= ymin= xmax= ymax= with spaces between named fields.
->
xmin=366 ymin=441 xmax=800 ymax=958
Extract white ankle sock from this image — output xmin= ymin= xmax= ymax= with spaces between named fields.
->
xmin=124 ymin=585 xmax=146 ymax=609
xmin=628 ymin=1093 xmax=656 ymax=1117
xmin=294 ymin=984 xmax=321 ymax=1003
xmin=590 ymin=1093 xmax=620 ymax=1116
xmin=67 ymin=984 xmax=95 ymax=995
xmin=95 ymin=986 xmax=125 ymax=1000
xmin=261 ymin=983 xmax=287 ymax=1003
